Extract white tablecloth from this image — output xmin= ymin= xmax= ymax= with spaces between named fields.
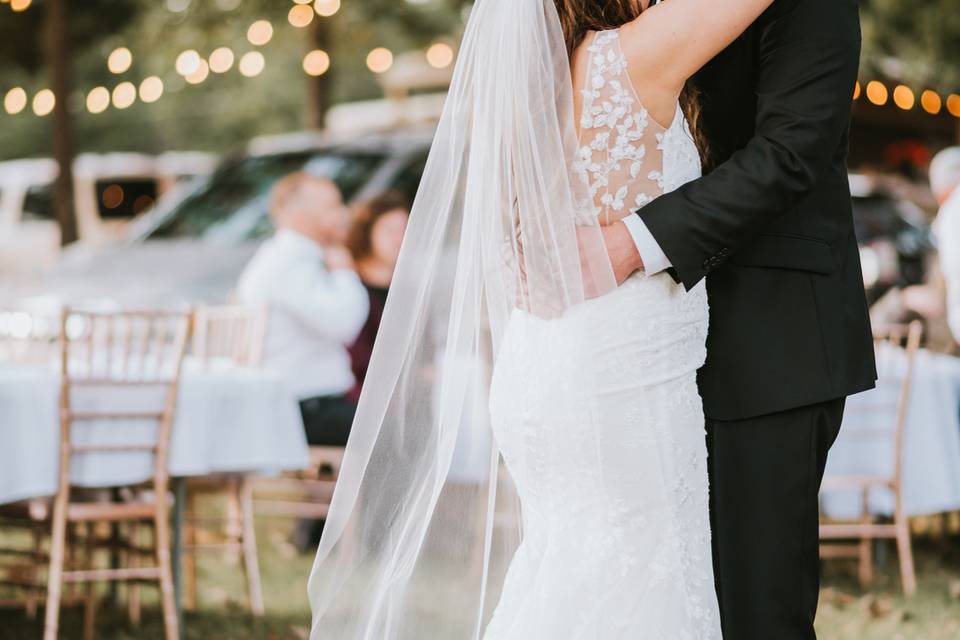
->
xmin=822 ymin=349 xmax=960 ymax=518
xmin=0 ymin=360 xmax=309 ymax=506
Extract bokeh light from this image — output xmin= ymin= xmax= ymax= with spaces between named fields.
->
xmin=175 ymin=49 xmax=201 ymax=76
xmin=239 ymin=51 xmax=265 ymax=77
xmin=865 ymin=81 xmax=888 ymax=106
xmin=209 ymin=47 xmax=235 ymax=73
xmin=32 ymin=89 xmax=55 ymax=117
xmin=3 ymin=87 xmax=27 ymax=115
xmin=247 ymin=20 xmax=273 ymax=46
xmin=366 ymin=47 xmax=394 ymax=74
xmin=112 ymin=82 xmax=137 ymax=109
xmin=139 ymin=76 xmax=164 ymax=103
xmin=892 ymin=85 xmax=914 ymax=110
xmin=920 ymin=90 xmax=942 ymax=115
xmin=86 ymin=86 xmax=110 ymax=114
xmin=947 ymin=95 xmax=960 ymax=118
xmin=101 ymin=184 xmax=125 ymax=209
xmin=107 ymin=47 xmax=133 ymax=74
xmin=853 ymin=81 xmax=861 ymax=101
xmin=426 ymin=43 xmax=454 ymax=69
xmin=314 ymin=0 xmax=340 ymax=17
xmin=303 ymin=49 xmax=331 ymax=76
xmin=288 ymin=4 xmax=314 ymax=27
xmin=185 ymin=59 xmax=210 ymax=84
xmin=10 ymin=0 xmax=31 ymax=12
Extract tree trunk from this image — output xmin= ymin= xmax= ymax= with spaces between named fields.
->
xmin=46 ymin=0 xmax=78 ymax=246
xmin=306 ymin=16 xmax=334 ymax=130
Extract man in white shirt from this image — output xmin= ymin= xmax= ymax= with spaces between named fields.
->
xmin=931 ymin=147 xmax=960 ymax=341
xmin=238 ymin=171 xmax=369 ymax=449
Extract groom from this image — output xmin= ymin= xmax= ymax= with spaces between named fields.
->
xmin=604 ymin=0 xmax=875 ymax=637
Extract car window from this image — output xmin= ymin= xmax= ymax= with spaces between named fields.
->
xmin=387 ymin=151 xmax=430 ymax=202
xmin=97 ymin=179 xmax=158 ymax=220
xmin=147 ymin=150 xmax=385 ymax=242
xmin=22 ymin=183 xmax=54 ymax=222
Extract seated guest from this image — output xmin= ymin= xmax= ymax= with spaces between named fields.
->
xmin=931 ymin=148 xmax=960 ymax=342
xmin=238 ymin=172 xmax=369 ymax=448
xmin=345 ymin=192 xmax=410 ymax=402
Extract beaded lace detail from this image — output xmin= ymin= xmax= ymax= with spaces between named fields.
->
xmin=573 ymin=30 xmax=701 ymax=225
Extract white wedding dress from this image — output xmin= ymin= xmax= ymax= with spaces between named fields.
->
xmin=484 ymin=30 xmax=722 ymax=640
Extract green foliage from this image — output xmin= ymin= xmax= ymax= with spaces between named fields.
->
xmin=860 ymin=0 xmax=960 ymax=90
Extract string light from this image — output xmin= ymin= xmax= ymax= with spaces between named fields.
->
xmin=139 ymin=76 xmax=164 ymax=103
xmin=426 ymin=43 xmax=454 ymax=69
xmin=288 ymin=4 xmax=314 ymax=27
xmin=865 ymin=81 xmax=888 ymax=106
xmin=107 ymin=47 xmax=133 ymax=74
xmin=175 ymin=49 xmax=201 ymax=76
xmin=920 ymin=90 xmax=942 ymax=115
xmin=209 ymin=47 xmax=235 ymax=73
xmin=303 ymin=49 xmax=331 ymax=76
xmin=32 ymin=89 xmax=55 ymax=117
xmin=247 ymin=20 xmax=273 ymax=46
xmin=948 ymin=95 xmax=960 ymax=118
xmin=185 ymin=59 xmax=210 ymax=84
xmin=86 ymin=86 xmax=110 ymax=113
xmin=366 ymin=47 xmax=393 ymax=74
xmin=3 ymin=87 xmax=27 ymax=115
xmin=892 ymin=85 xmax=914 ymax=110
xmin=314 ymin=0 xmax=340 ymax=17
xmin=112 ymin=82 xmax=137 ymax=109
xmin=238 ymin=51 xmax=265 ymax=77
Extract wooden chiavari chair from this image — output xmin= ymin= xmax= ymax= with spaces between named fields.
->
xmin=40 ymin=308 xmax=190 ymax=640
xmin=179 ymin=304 xmax=267 ymax=616
xmin=819 ymin=320 xmax=922 ymax=596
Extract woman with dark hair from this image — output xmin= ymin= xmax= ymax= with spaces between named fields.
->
xmin=344 ymin=192 xmax=410 ymax=401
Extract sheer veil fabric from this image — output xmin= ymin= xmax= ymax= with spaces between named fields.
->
xmin=307 ymin=0 xmax=617 ymax=637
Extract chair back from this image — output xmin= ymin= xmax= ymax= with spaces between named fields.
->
xmin=57 ymin=308 xmax=191 ymax=496
xmin=191 ymin=304 xmax=266 ymax=368
xmin=866 ymin=321 xmax=923 ymax=484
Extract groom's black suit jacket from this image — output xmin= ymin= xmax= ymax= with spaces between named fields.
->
xmin=637 ymin=0 xmax=877 ymax=421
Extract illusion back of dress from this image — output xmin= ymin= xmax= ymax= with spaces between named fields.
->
xmin=572 ymin=30 xmax=701 ymax=227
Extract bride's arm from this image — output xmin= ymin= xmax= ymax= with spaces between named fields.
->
xmin=620 ymin=0 xmax=775 ymax=96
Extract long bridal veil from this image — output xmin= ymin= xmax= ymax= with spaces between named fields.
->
xmin=307 ymin=0 xmax=616 ymax=636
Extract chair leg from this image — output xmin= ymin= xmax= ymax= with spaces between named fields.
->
xmin=225 ymin=477 xmax=243 ymax=565
xmin=184 ymin=488 xmax=198 ymax=611
xmin=43 ymin=500 xmax=68 ymax=640
xmin=83 ymin=523 xmax=97 ymax=640
xmin=239 ymin=477 xmax=265 ymax=616
xmin=26 ymin=523 xmax=43 ymax=619
xmin=128 ymin=522 xmax=142 ymax=626
xmin=895 ymin=516 xmax=917 ymax=596
xmin=154 ymin=504 xmax=181 ymax=640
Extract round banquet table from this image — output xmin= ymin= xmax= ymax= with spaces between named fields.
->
xmin=0 ymin=357 xmax=310 ymax=628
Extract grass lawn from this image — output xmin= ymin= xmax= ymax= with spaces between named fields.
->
xmin=2 ymin=515 xmax=960 ymax=639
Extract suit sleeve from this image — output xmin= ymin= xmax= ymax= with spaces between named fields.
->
xmin=635 ymin=0 xmax=861 ymax=290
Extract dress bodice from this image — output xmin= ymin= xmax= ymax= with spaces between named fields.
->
xmin=573 ymin=29 xmax=702 ymax=226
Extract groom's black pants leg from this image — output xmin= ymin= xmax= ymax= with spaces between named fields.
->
xmin=706 ymin=398 xmax=845 ymax=640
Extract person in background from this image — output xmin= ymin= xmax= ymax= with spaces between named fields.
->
xmin=237 ymin=171 xmax=369 ymax=448
xmin=931 ymin=147 xmax=960 ymax=342
xmin=344 ymin=192 xmax=410 ymax=402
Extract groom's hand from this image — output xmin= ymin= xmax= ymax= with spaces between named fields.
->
xmin=602 ymin=221 xmax=644 ymax=285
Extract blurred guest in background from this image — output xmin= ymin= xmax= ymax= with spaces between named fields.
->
xmin=345 ymin=192 xmax=410 ymax=401
xmin=237 ymin=172 xmax=369 ymax=448
xmin=931 ymin=147 xmax=960 ymax=342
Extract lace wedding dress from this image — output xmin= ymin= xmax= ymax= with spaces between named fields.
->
xmin=484 ymin=30 xmax=722 ymax=640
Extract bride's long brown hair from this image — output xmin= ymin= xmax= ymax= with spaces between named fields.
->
xmin=554 ymin=0 xmax=709 ymax=163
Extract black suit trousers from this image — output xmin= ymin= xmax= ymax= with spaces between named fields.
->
xmin=706 ymin=398 xmax=845 ymax=640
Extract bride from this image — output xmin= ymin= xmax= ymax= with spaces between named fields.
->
xmin=309 ymin=0 xmax=772 ymax=638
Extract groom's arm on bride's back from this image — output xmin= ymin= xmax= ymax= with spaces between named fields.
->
xmin=635 ymin=0 xmax=861 ymax=291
